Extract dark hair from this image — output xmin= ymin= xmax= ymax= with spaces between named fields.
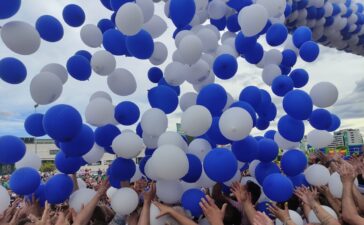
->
xmin=17 ymin=218 xmax=31 ymax=225
xmin=246 ymin=181 xmax=261 ymax=205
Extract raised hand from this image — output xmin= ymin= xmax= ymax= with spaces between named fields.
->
xmin=231 ymin=181 xmax=250 ymax=203
xmin=294 ymin=186 xmax=318 ymax=207
xmin=252 ymin=212 xmax=274 ymax=225
xmin=153 ymin=201 xmax=172 ymax=219
xmin=338 ymin=163 xmax=356 ymax=184
xmin=199 ymin=195 xmax=227 ymax=225
xmin=267 ymin=203 xmax=290 ymax=223
xmin=143 ymin=182 xmax=156 ymax=204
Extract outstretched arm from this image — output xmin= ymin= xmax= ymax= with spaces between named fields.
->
xmin=138 ymin=182 xmax=156 ymax=225
xmin=231 ymin=181 xmax=256 ymax=224
xmin=153 ymin=201 xmax=198 ymax=225
xmin=200 ymin=195 xmax=227 ymax=225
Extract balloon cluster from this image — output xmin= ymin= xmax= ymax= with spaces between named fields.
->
xmin=0 ymin=0 xmax=356 ymax=217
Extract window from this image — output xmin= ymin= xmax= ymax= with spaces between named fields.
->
xmin=89 ymin=161 xmax=101 ymax=166
xmin=49 ymin=149 xmax=60 ymax=155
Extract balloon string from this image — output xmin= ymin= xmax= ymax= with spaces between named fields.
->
xmin=34 ymin=104 xmax=39 ymax=112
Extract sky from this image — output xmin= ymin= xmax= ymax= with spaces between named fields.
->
xmin=0 ymin=0 xmax=363 ymax=138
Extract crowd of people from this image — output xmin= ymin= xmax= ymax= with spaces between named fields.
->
xmin=1 ymin=153 xmax=364 ymax=225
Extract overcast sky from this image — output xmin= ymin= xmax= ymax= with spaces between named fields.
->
xmin=0 ymin=0 xmax=363 ymax=138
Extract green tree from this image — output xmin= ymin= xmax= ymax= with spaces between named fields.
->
xmin=40 ymin=161 xmax=56 ymax=172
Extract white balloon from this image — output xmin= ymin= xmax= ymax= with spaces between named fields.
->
xmin=308 ymin=206 xmax=338 ymax=223
xmin=107 ymin=187 xmax=118 ymax=199
xmin=143 ymin=15 xmax=168 ymax=39
xmin=180 ymin=92 xmax=197 ymax=111
xmin=156 ymin=180 xmax=183 ymax=204
xmin=223 ymin=93 xmax=234 ymax=111
xmin=153 ymin=145 xmax=189 ymax=180
xmin=1 ymin=21 xmax=41 ymax=55
xmin=15 ymin=151 xmax=41 ymax=170
xmin=77 ymin=178 xmax=87 ymax=189
xmin=91 ymin=50 xmax=116 ymax=76
xmin=186 ymin=59 xmax=210 ymax=85
xmin=181 ymin=105 xmax=212 ymax=137
xmin=263 ymin=49 xmax=283 ymax=65
xmin=328 ymin=172 xmax=359 ymax=198
xmin=262 ymin=64 xmax=281 ymax=86
xmin=219 ymin=107 xmax=253 ymax=141
xmin=276 ymin=210 xmax=303 ymax=225
xmin=256 ymin=0 xmax=286 ymax=17
xmin=150 ymin=42 xmax=168 ymax=65
xmin=116 ymin=3 xmax=144 ymax=36
xmin=175 ymin=30 xmax=194 ymax=48
xmin=80 ymin=24 xmax=103 ymax=48
xmin=30 ymin=72 xmax=63 ymax=105
xmin=145 ymin=156 xmax=159 ymax=180
xmin=136 ymin=0 xmax=154 ymax=22
xmin=196 ymin=169 xmax=216 ymax=188
xmin=85 ymin=98 xmax=114 ymax=127
xmin=111 ymin=188 xmax=139 ymax=215
xmin=0 ymin=186 xmax=10 ymax=214
xmin=164 ymin=62 xmax=188 ymax=86
xmin=69 ymin=188 xmax=96 ymax=213
xmin=192 ymin=71 xmax=215 ymax=92
xmin=179 ymin=35 xmax=203 ymax=65
xmin=249 ymin=160 xmax=260 ymax=177
xmin=310 ymin=82 xmax=339 ymax=108
xmin=89 ymin=91 xmax=112 ymax=103
xmin=197 ymin=28 xmax=219 ymax=53
xmin=158 ymin=131 xmax=188 ymax=152
xmin=274 ymin=132 xmax=300 ymax=150
xmin=307 ymin=130 xmax=334 ymax=149
xmin=141 ymin=108 xmax=168 ymax=136
xmin=41 ymin=63 xmax=68 ymax=84
xmin=82 ymin=144 xmax=104 ymax=164
xmin=131 ymin=167 xmax=143 ymax=183
xmin=112 ymin=132 xmax=144 ymax=159
xmin=188 ymin=138 xmax=211 ymax=161
xmin=304 ymin=164 xmax=330 ymax=186
xmin=238 ymin=4 xmax=269 ymax=37
xmin=207 ymin=0 xmax=227 ymax=19
xmin=143 ymin=133 xmax=159 ymax=149
xmin=107 ymin=68 xmax=137 ymax=96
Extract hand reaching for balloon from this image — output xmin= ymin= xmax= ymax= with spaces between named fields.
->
xmin=231 ymin=181 xmax=250 ymax=204
xmin=338 ymin=163 xmax=356 ymax=184
xmin=252 ymin=212 xmax=274 ymax=225
xmin=199 ymin=195 xmax=227 ymax=225
xmin=267 ymin=203 xmax=290 ymax=223
xmin=153 ymin=201 xmax=173 ymax=218
xmin=96 ymin=178 xmax=110 ymax=198
xmin=294 ymin=187 xmax=318 ymax=208
xmin=143 ymin=182 xmax=156 ymax=204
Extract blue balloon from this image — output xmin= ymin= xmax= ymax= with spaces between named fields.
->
xmin=62 ymin=4 xmax=85 ymax=27
xmin=263 ymin=174 xmax=293 ymax=203
xmin=232 ymin=136 xmax=258 ymax=162
xmin=0 ymin=57 xmax=27 ymax=84
xmin=110 ymin=157 xmax=136 ymax=181
xmin=197 ymin=84 xmax=227 ymax=116
xmin=292 ymin=26 xmax=312 ymax=48
xmin=235 ymin=32 xmax=257 ymax=55
xmin=256 ymin=201 xmax=273 ymax=217
xmin=100 ymin=0 xmax=113 ymax=10
xmin=148 ymin=67 xmax=163 ymax=83
xmin=136 ymin=123 xmax=143 ymax=138
xmin=45 ymin=174 xmax=73 ymax=204
xmin=257 ymin=138 xmax=278 ymax=162
xmin=278 ymin=115 xmax=305 ymax=142
xmin=66 ymin=55 xmax=92 ymax=81
xmin=289 ymin=173 xmax=309 ymax=188
xmin=283 ymin=90 xmax=313 ymax=120
xmin=182 ymin=154 xmax=202 ymax=183
xmin=281 ymin=49 xmax=297 ymax=67
xmin=158 ymin=78 xmax=181 ymax=96
xmin=299 ymin=41 xmax=320 ymax=62
xmin=98 ymin=19 xmax=115 ymax=33
xmin=95 ymin=124 xmax=120 ymax=148
xmin=55 ymin=151 xmax=83 ymax=174
xmin=145 ymin=148 xmax=155 ymax=156
xmin=226 ymin=14 xmax=240 ymax=32
xmin=181 ymin=189 xmax=205 ymax=217
xmin=10 ymin=167 xmax=41 ymax=195
xmin=172 ymin=25 xmax=192 ymax=38
xmin=103 ymin=29 xmax=127 ymax=55
xmin=110 ymin=0 xmax=133 ymax=11
xmin=108 ymin=173 xmax=121 ymax=188
xmin=271 ymin=75 xmax=294 ymax=97
xmin=264 ymin=130 xmax=276 ymax=140
xmin=257 ymin=102 xmax=277 ymax=122
xmin=210 ymin=17 xmax=226 ymax=30
xmin=36 ymin=15 xmax=64 ymax=42
xmin=226 ymin=0 xmax=252 ymax=11
xmin=125 ymin=30 xmax=154 ymax=59
xmin=327 ymin=114 xmax=341 ymax=132
xmin=24 ymin=113 xmax=46 ymax=137
xmin=255 ymin=162 xmax=280 ymax=185
xmin=148 ymin=85 xmax=178 ymax=114
xmin=281 ymin=149 xmax=307 ymax=177
xmin=213 ymin=54 xmax=238 ymax=80
xmin=139 ymin=156 xmax=151 ymax=175
xmin=43 ymin=104 xmax=83 ymax=142
xmin=309 ymin=109 xmax=333 ymax=130
xmin=244 ymin=42 xmax=264 ymax=64
xmin=239 ymin=86 xmax=262 ymax=109
xmin=207 ymin=117 xmax=230 ymax=145
xmin=33 ymin=184 xmax=46 ymax=207
xmin=115 ymin=101 xmax=140 ymax=125
xmin=256 ymin=118 xmax=270 ymax=130
xmin=289 ymin=69 xmax=309 ymax=88
xmin=60 ymin=124 xmax=95 ymax=157
xmin=75 ymin=50 xmax=92 ymax=62
xmin=230 ymin=101 xmax=257 ymax=126
xmin=169 ymin=0 xmax=195 ymax=28
xmin=0 ymin=0 xmax=21 ymax=19
xmin=0 ymin=135 xmax=25 ymax=164
xmin=266 ymin=23 xmax=288 ymax=46
xmin=204 ymin=148 xmax=237 ymax=182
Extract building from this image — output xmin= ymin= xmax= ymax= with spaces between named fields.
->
xmin=328 ymin=129 xmax=363 ymax=152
